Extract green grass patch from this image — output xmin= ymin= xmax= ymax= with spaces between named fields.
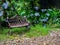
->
xmin=25 ymin=25 xmax=50 ymax=37
xmin=0 ymin=24 xmax=60 ymax=41
xmin=0 ymin=34 xmax=7 ymax=41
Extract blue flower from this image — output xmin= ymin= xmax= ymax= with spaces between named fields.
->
xmin=41 ymin=9 xmax=47 ymax=12
xmin=34 ymin=6 xmax=39 ymax=10
xmin=0 ymin=11 xmax=3 ymax=16
xmin=30 ymin=14 xmax=34 ymax=17
xmin=41 ymin=18 xmax=48 ymax=22
xmin=2 ymin=1 xmax=9 ymax=9
xmin=41 ymin=19 xmax=46 ymax=22
xmin=35 ymin=12 xmax=40 ymax=16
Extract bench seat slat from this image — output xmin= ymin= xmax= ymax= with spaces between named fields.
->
xmin=9 ymin=23 xmax=29 ymax=28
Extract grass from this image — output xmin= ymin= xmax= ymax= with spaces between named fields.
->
xmin=0 ymin=34 xmax=7 ymax=41
xmin=25 ymin=25 xmax=50 ymax=37
xmin=0 ymin=24 xmax=60 ymax=41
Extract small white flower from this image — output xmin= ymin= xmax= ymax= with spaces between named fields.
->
xmin=35 ymin=12 xmax=40 ymax=16
xmin=2 ymin=1 xmax=9 ymax=9
xmin=41 ymin=18 xmax=48 ymax=22
xmin=0 ymin=11 xmax=3 ymax=16
xmin=24 ymin=16 xmax=26 ymax=18
xmin=41 ymin=9 xmax=47 ymax=12
xmin=34 ymin=6 xmax=39 ymax=10
xmin=46 ymin=17 xmax=48 ymax=20
xmin=30 ymin=14 xmax=34 ymax=16
xmin=48 ymin=9 xmax=52 ymax=11
xmin=46 ymin=13 xmax=50 ymax=16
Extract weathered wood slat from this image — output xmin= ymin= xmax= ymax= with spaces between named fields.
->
xmin=9 ymin=23 xmax=29 ymax=28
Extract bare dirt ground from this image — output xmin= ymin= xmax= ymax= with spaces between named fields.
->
xmin=0 ymin=29 xmax=60 ymax=45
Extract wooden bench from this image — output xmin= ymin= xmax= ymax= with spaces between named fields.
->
xmin=6 ymin=15 xmax=30 ymax=28
xmin=5 ymin=15 xmax=30 ymax=35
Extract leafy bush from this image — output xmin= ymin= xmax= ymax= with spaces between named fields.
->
xmin=0 ymin=0 xmax=60 ymax=26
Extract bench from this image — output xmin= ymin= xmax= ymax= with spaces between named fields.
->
xmin=6 ymin=15 xmax=30 ymax=28
xmin=5 ymin=15 xmax=30 ymax=35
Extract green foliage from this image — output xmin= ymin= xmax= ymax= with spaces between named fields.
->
xmin=0 ymin=0 xmax=60 ymax=25
xmin=0 ymin=34 xmax=8 ymax=41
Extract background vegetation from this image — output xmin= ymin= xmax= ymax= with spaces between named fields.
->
xmin=0 ymin=0 xmax=60 ymax=41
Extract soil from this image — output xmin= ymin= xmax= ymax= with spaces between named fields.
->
xmin=0 ymin=29 xmax=60 ymax=45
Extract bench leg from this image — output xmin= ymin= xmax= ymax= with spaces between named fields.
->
xmin=0 ymin=22 xmax=3 ymax=31
xmin=25 ymin=25 xmax=30 ymax=30
xmin=8 ymin=27 xmax=12 ymax=35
